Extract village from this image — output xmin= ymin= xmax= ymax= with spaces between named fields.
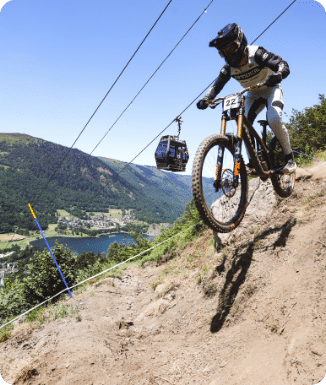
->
xmin=56 ymin=212 xmax=171 ymax=237
xmin=57 ymin=212 xmax=133 ymax=231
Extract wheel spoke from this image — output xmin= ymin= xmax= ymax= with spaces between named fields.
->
xmin=192 ymin=135 xmax=248 ymax=233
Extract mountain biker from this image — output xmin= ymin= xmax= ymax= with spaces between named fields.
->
xmin=197 ymin=23 xmax=296 ymax=174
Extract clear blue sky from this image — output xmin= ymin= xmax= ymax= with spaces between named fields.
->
xmin=1 ymin=0 xmax=325 ymax=174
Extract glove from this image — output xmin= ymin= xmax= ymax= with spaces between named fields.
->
xmin=197 ymin=98 xmax=209 ymax=110
xmin=264 ymin=72 xmax=282 ymax=87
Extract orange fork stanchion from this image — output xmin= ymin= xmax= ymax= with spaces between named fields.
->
xmin=28 ymin=204 xmax=73 ymax=298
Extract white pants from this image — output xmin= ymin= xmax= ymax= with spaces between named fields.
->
xmin=244 ymin=84 xmax=292 ymax=156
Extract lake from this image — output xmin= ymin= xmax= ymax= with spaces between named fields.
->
xmin=30 ymin=233 xmax=155 ymax=255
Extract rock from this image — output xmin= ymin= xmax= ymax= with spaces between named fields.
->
xmin=244 ymin=178 xmax=276 ymax=221
xmin=213 ymin=231 xmax=231 ymax=250
xmin=117 ymin=320 xmax=134 ymax=330
xmin=212 ymin=178 xmax=277 ymax=249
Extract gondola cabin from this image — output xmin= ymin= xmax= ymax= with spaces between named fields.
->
xmin=155 ymin=135 xmax=189 ymax=172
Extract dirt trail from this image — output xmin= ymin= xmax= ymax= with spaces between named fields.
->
xmin=1 ymin=164 xmax=326 ymax=385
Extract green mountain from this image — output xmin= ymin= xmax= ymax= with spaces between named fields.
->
xmin=99 ymin=157 xmax=194 ymax=221
xmin=0 ymin=133 xmax=194 ymax=234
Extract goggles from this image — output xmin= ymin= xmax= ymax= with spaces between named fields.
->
xmin=219 ymin=41 xmax=240 ymax=58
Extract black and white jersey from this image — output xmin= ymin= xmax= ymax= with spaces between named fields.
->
xmin=205 ymin=45 xmax=290 ymax=100
xmin=230 ymin=45 xmax=274 ymax=87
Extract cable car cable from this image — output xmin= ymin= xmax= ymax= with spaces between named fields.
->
xmin=250 ymin=0 xmax=297 ymax=45
xmin=86 ymin=78 xmax=218 ymax=206
xmin=81 ymin=0 xmax=299 ymax=205
xmin=3 ymin=0 xmax=216 ymax=251
xmin=31 ymin=0 xmax=173 ymax=208
xmin=57 ymin=0 xmax=216 ymax=193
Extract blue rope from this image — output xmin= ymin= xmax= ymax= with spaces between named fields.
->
xmin=293 ymin=150 xmax=325 ymax=163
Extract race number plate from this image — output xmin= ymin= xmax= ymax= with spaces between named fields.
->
xmin=223 ymin=93 xmax=242 ymax=111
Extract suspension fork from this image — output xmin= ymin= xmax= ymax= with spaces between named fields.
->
xmin=213 ymin=111 xmax=228 ymax=191
xmin=233 ymin=97 xmax=245 ymax=188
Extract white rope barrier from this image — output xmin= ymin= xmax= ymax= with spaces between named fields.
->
xmin=293 ymin=150 xmax=326 ymax=163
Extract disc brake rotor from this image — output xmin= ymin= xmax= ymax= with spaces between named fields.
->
xmin=221 ymin=168 xmax=237 ymax=198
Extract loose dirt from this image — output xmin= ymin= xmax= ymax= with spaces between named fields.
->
xmin=1 ymin=164 xmax=326 ymax=385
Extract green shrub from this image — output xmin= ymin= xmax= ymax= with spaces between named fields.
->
xmin=287 ymin=94 xmax=326 ymax=159
xmin=22 ymin=243 xmax=78 ymax=306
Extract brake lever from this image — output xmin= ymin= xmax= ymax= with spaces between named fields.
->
xmin=209 ymin=100 xmax=222 ymax=109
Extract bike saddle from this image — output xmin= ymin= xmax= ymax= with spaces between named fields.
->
xmin=257 ymin=120 xmax=269 ymax=127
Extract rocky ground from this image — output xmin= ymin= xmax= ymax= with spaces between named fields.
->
xmin=1 ymin=163 xmax=326 ymax=385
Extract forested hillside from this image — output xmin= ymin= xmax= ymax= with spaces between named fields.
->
xmin=0 ymin=134 xmax=193 ymax=234
xmin=99 ymin=157 xmax=195 ymax=220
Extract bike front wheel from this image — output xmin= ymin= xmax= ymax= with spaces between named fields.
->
xmin=192 ymin=135 xmax=248 ymax=233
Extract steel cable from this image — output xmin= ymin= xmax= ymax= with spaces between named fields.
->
xmin=31 ymin=0 xmax=173 ymax=208
xmin=57 ymin=0 xmax=216 ymax=194
xmin=79 ymin=0 xmax=299 ymax=206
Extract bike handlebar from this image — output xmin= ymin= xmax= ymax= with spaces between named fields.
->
xmin=208 ymin=83 xmax=265 ymax=108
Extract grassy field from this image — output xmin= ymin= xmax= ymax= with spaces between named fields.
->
xmin=0 ymin=227 xmax=87 ymax=251
xmin=57 ymin=209 xmax=79 ymax=220
xmin=90 ymin=209 xmax=131 ymax=219
xmin=0 ymin=235 xmax=33 ymax=250
xmin=0 ymin=234 xmax=26 ymax=242
xmin=57 ymin=209 xmax=131 ymax=220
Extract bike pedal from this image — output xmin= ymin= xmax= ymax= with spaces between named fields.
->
xmin=246 ymin=166 xmax=258 ymax=177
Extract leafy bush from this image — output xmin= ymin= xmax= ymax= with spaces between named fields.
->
xmin=0 ymin=276 xmax=26 ymax=320
xmin=287 ymin=94 xmax=326 ymax=161
xmin=0 ymin=243 xmax=78 ymax=321
xmin=22 ymin=243 xmax=78 ymax=305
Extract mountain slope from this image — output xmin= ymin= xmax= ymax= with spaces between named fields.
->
xmin=99 ymin=157 xmax=217 ymax=223
xmin=0 ymin=133 xmax=194 ymax=232
xmin=99 ymin=157 xmax=194 ymax=219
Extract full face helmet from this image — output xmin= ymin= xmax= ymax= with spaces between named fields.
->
xmin=209 ymin=23 xmax=248 ymax=67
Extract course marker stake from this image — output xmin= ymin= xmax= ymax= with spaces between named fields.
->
xmin=28 ymin=203 xmax=73 ymax=298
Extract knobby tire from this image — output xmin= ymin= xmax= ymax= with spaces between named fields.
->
xmin=192 ymin=135 xmax=248 ymax=233
xmin=269 ymin=136 xmax=296 ymax=198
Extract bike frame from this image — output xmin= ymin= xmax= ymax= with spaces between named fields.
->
xmin=212 ymin=84 xmax=274 ymax=190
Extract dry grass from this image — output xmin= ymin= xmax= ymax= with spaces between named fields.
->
xmin=0 ymin=234 xmax=26 ymax=242
xmin=14 ymin=365 xmax=39 ymax=383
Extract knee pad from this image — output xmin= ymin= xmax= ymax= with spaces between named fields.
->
xmin=267 ymin=106 xmax=283 ymax=132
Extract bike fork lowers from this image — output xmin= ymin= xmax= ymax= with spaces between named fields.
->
xmin=233 ymin=98 xmax=245 ymax=188
xmin=213 ymin=99 xmax=245 ymax=192
xmin=213 ymin=111 xmax=227 ymax=191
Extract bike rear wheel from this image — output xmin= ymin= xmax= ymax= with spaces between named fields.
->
xmin=269 ymin=136 xmax=296 ymax=198
xmin=192 ymin=135 xmax=248 ymax=233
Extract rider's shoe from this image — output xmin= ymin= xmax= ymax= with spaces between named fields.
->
xmin=282 ymin=153 xmax=297 ymax=174
xmin=283 ymin=159 xmax=297 ymax=174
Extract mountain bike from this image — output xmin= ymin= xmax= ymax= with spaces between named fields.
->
xmin=192 ymin=83 xmax=296 ymax=233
